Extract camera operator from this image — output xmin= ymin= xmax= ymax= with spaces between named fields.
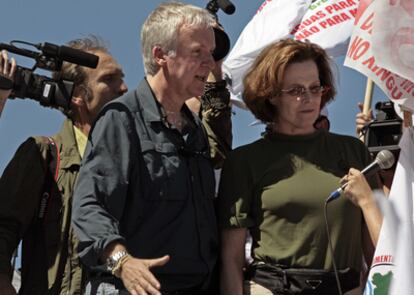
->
xmin=0 ymin=35 xmax=128 ymax=295
xmin=0 ymin=50 xmax=16 ymax=116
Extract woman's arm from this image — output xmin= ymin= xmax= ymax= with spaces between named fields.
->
xmin=343 ymin=168 xmax=383 ymax=264
xmin=220 ymin=228 xmax=247 ymax=295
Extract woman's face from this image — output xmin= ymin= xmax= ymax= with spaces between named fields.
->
xmin=269 ymin=59 xmax=323 ymax=135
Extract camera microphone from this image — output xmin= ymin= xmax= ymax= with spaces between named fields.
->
xmin=217 ymin=0 xmax=235 ymax=14
xmin=326 ymin=149 xmax=395 ymax=203
xmin=36 ymin=42 xmax=99 ymax=69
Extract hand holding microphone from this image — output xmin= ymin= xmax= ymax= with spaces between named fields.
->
xmin=326 ymin=149 xmax=395 ymax=203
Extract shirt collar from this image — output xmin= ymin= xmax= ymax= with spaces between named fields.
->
xmin=136 ymin=79 xmax=164 ymax=123
xmin=73 ymin=125 xmax=88 ymax=159
xmin=137 ymin=78 xmax=197 ymax=127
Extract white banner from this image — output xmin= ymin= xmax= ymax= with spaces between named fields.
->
xmin=292 ymin=0 xmax=359 ymax=56
xmin=223 ymin=0 xmax=311 ymax=106
xmin=344 ymin=0 xmax=414 ymax=112
xmin=371 ymin=0 xmax=414 ymax=83
xmin=365 ymin=127 xmax=414 ymax=295
xmin=223 ymin=0 xmax=359 ymax=106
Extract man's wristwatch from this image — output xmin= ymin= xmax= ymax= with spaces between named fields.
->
xmin=106 ymin=250 xmax=129 ymax=273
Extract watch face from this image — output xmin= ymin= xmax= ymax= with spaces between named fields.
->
xmin=106 ymin=250 xmax=128 ymax=271
xmin=106 ymin=257 xmax=116 ymax=271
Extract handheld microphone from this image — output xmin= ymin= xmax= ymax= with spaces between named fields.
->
xmin=36 ymin=42 xmax=99 ymax=69
xmin=326 ymin=149 xmax=395 ymax=203
xmin=217 ymin=0 xmax=236 ymax=14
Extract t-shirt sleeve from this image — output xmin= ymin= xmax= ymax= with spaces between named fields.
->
xmin=217 ymin=149 xmax=255 ymax=229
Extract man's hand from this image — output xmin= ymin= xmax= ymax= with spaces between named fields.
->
xmin=0 ymin=50 xmax=16 ymax=116
xmin=0 ymin=273 xmax=17 ymax=295
xmin=119 ymin=255 xmax=170 ymax=295
xmin=0 ymin=50 xmax=16 ymax=99
xmin=208 ymin=59 xmax=223 ymax=83
xmin=356 ymin=102 xmax=373 ymax=136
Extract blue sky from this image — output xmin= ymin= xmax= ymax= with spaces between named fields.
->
xmin=0 ymin=0 xmax=387 ymax=173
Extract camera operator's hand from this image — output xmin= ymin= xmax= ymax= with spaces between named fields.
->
xmin=0 ymin=273 xmax=17 ymax=295
xmin=208 ymin=58 xmax=224 ymax=83
xmin=356 ymin=102 xmax=373 ymax=137
xmin=0 ymin=50 xmax=16 ymax=95
xmin=0 ymin=50 xmax=16 ymax=115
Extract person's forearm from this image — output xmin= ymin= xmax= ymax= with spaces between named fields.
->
xmin=201 ymin=80 xmax=232 ymax=168
xmin=361 ymin=200 xmax=383 ymax=246
xmin=220 ymin=262 xmax=244 ymax=295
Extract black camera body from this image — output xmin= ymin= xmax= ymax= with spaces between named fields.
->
xmin=205 ymin=0 xmax=234 ymax=61
xmin=0 ymin=41 xmax=98 ymax=111
xmin=364 ymin=101 xmax=402 ymax=155
xmin=10 ymin=66 xmax=74 ymax=110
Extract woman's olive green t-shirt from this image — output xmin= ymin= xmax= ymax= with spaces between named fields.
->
xmin=218 ymin=130 xmax=375 ymax=271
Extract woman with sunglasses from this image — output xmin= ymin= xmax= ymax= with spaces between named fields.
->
xmin=218 ymin=39 xmax=381 ymax=295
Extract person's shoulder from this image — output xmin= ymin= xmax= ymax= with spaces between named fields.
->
xmin=32 ymin=136 xmax=53 ymax=153
xmin=6 ymin=136 xmax=49 ymax=163
xmin=94 ymin=91 xmax=138 ymax=127
xmin=228 ymin=138 xmax=266 ymax=160
xmin=325 ymin=131 xmax=364 ymax=147
xmin=325 ymin=131 xmax=369 ymax=158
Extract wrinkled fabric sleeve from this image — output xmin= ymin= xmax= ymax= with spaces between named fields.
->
xmin=72 ymin=105 xmax=137 ymax=268
xmin=0 ymin=138 xmax=46 ymax=276
xmin=217 ymin=150 xmax=254 ymax=229
xmin=200 ymin=81 xmax=232 ymax=169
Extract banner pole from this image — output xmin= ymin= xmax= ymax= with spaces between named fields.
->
xmin=403 ymin=110 xmax=413 ymax=128
xmin=360 ymin=78 xmax=374 ymax=142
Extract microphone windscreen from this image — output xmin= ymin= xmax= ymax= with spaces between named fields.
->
xmin=376 ymin=149 xmax=395 ymax=170
xmin=58 ymin=46 xmax=99 ymax=69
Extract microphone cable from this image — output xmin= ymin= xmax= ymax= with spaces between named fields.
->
xmin=323 ymin=199 xmax=343 ymax=295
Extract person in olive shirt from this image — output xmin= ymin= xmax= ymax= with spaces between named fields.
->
xmin=72 ymin=2 xmax=230 ymax=295
xmin=0 ymin=36 xmax=128 ymax=295
xmin=218 ymin=39 xmax=382 ymax=295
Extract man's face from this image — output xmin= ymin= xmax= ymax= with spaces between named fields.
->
xmin=164 ymin=25 xmax=215 ymax=100
xmin=83 ymin=51 xmax=128 ymax=119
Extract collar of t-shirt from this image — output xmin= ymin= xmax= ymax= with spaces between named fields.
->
xmin=73 ymin=126 xmax=87 ymax=159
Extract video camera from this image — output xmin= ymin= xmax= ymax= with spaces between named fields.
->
xmin=364 ymin=101 xmax=402 ymax=156
xmin=205 ymin=0 xmax=234 ymax=61
xmin=0 ymin=40 xmax=99 ymax=111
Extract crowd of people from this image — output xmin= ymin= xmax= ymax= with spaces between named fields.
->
xmin=0 ymin=1 xmax=389 ymax=295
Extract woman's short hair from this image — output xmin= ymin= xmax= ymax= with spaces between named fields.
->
xmin=141 ymin=1 xmax=215 ymax=76
xmin=243 ymin=38 xmax=336 ymax=123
